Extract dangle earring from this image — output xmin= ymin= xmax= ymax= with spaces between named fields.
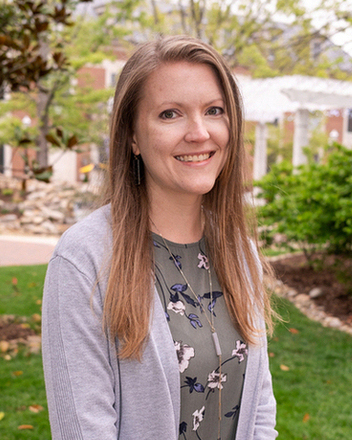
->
xmin=133 ymin=154 xmax=142 ymax=186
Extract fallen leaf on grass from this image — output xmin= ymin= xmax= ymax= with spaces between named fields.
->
xmin=18 ymin=425 xmax=33 ymax=430
xmin=4 ymin=354 xmax=11 ymax=361
xmin=32 ymin=313 xmax=41 ymax=323
xmin=12 ymin=277 xmax=18 ymax=286
xmin=0 ymin=340 xmax=9 ymax=353
xmin=29 ymin=405 xmax=44 ymax=413
xmin=280 ymin=364 xmax=290 ymax=371
xmin=269 ymin=352 xmax=275 ymax=357
xmin=12 ymin=370 xmax=23 ymax=377
xmin=0 ymin=412 xmax=5 ymax=421
xmin=36 ymin=299 xmax=42 ymax=305
xmin=289 ymin=328 xmax=299 ymax=334
xmin=303 ymin=413 xmax=310 ymax=423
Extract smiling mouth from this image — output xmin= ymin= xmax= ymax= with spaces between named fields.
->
xmin=175 ymin=152 xmax=214 ymax=162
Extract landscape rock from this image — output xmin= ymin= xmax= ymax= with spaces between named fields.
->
xmin=309 ymin=287 xmax=325 ymax=299
xmin=40 ymin=220 xmax=59 ymax=234
xmin=295 ymin=293 xmax=310 ymax=305
xmin=41 ymin=207 xmax=65 ymax=222
xmin=323 ymin=317 xmax=342 ymax=328
xmin=0 ymin=214 xmax=18 ymax=222
xmin=287 ymin=289 xmax=297 ymax=299
xmin=0 ymin=176 xmax=97 ymax=236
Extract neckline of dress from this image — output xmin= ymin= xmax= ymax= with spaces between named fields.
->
xmin=151 ymin=232 xmax=205 ymax=249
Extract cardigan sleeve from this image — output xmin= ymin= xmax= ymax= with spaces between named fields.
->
xmin=42 ymin=254 xmax=120 ymax=440
xmin=252 ymin=338 xmax=278 ymax=440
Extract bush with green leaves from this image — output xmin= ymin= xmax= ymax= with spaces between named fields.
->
xmin=255 ymin=144 xmax=352 ymax=259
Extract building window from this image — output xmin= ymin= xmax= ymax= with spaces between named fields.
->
xmin=348 ymin=109 xmax=352 ymax=133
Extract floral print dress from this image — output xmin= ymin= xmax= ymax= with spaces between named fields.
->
xmin=153 ymin=234 xmax=248 ymax=440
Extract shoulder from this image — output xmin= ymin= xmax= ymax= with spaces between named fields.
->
xmin=50 ymin=204 xmax=112 ymax=280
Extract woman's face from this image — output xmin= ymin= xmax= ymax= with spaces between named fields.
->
xmin=132 ymin=61 xmax=230 ymax=203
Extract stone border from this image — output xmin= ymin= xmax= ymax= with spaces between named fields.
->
xmin=266 ymin=275 xmax=352 ymax=336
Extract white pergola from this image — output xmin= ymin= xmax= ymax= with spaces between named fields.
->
xmin=237 ymin=75 xmax=352 ymax=179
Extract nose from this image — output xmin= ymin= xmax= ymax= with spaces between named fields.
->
xmin=184 ymin=116 xmax=210 ymax=143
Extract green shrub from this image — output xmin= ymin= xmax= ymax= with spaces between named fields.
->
xmin=255 ymin=144 xmax=352 ymax=259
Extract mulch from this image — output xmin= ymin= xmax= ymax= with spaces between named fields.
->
xmin=271 ymin=253 xmax=352 ymax=324
xmin=0 ymin=317 xmax=37 ymax=342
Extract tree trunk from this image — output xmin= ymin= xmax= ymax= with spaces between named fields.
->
xmin=178 ymin=0 xmax=188 ymax=33
xmin=35 ymin=39 xmax=51 ymax=169
xmin=189 ymin=0 xmax=206 ymax=40
xmin=150 ymin=0 xmax=159 ymax=26
xmin=36 ymin=89 xmax=50 ymax=168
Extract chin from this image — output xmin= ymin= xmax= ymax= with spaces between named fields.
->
xmin=188 ymin=182 xmax=216 ymax=196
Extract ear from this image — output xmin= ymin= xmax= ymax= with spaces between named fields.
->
xmin=131 ymin=134 xmax=140 ymax=156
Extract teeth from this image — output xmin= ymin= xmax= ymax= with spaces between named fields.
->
xmin=176 ymin=153 xmax=211 ymax=162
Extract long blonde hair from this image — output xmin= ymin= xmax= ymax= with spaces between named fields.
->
xmin=102 ymin=35 xmax=274 ymax=359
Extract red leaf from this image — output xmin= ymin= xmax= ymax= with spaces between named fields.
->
xmin=289 ymin=328 xmax=299 ymax=334
xmin=29 ymin=404 xmax=44 ymax=413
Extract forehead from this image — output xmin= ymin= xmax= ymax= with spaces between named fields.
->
xmin=139 ymin=61 xmax=224 ymax=102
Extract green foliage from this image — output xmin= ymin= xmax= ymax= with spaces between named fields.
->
xmin=0 ymin=0 xmax=92 ymax=91
xmin=0 ymin=0 xmax=115 ymax=171
xmin=237 ymin=45 xmax=280 ymax=78
xmin=256 ymin=144 xmax=352 ymax=258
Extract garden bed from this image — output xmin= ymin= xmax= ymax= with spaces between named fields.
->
xmin=271 ymin=253 xmax=352 ymax=326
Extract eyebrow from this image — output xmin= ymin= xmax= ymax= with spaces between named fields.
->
xmin=159 ymin=98 xmax=225 ymax=107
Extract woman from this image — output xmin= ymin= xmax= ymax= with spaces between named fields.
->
xmin=42 ymin=35 xmax=278 ymax=440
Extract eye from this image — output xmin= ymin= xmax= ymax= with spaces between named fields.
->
xmin=206 ymin=106 xmax=224 ymax=116
xmin=159 ymin=109 xmax=178 ymax=119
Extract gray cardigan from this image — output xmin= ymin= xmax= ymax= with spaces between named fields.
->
xmin=42 ymin=205 xmax=278 ymax=440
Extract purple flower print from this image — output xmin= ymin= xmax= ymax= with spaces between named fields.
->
xmin=182 ymin=376 xmax=205 ymax=394
xmin=187 ymin=313 xmax=203 ymax=329
xmin=225 ymin=404 xmax=240 ymax=419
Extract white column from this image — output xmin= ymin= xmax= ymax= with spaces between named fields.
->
xmin=49 ymin=150 xmax=77 ymax=183
xmin=292 ymin=108 xmax=309 ymax=167
xmin=253 ymin=122 xmax=268 ymax=180
xmin=4 ymin=144 xmax=12 ymax=177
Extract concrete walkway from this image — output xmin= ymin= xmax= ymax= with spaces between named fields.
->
xmin=0 ymin=235 xmax=59 ymax=266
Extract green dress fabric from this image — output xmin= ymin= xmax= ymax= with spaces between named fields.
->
xmin=153 ymin=234 xmax=248 ymax=440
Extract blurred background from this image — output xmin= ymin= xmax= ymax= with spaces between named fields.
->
xmin=0 ymin=1 xmax=351 ymax=439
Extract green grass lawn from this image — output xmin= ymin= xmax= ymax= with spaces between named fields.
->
xmin=0 ymin=265 xmax=351 ymax=439
xmin=0 ymin=265 xmax=49 ymax=440
xmin=271 ymin=298 xmax=352 ymax=440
